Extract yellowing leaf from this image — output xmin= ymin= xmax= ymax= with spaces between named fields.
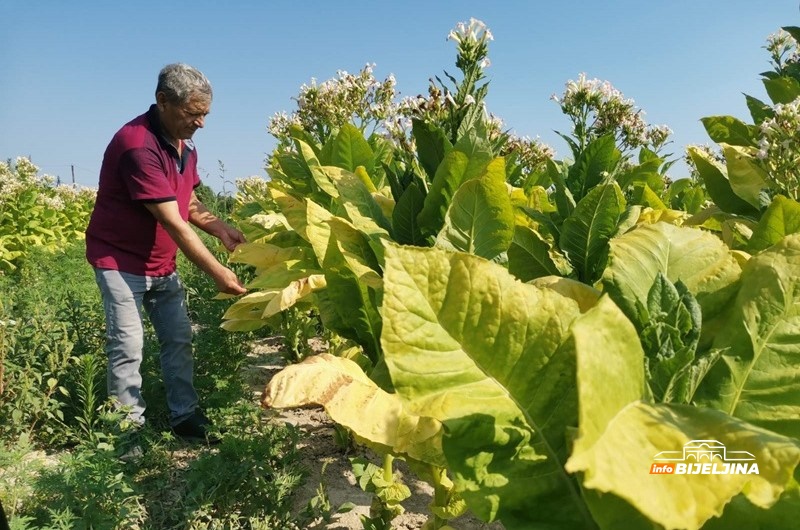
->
xmin=371 ymin=191 xmax=395 ymax=219
xmin=637 ymin=207 xmax=688 ymax=226
xmin=264 ymin=354 xmax=445 ymax=466
xmin=567 ymin=401 xmax=800 ymax=530
xmin=529 ymin=276 xmax=601 ymax=313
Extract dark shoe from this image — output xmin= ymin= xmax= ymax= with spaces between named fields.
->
xmin=117 ymin=424 xmax=145 ymax=462
xmin=172 ymin=411 xmax=222 ymax=445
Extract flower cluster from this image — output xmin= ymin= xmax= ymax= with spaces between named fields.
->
xmin=379 ymin=18 xmax=496 ymax=153
xmin=447 ymin=18 xmax=494 ymax=46
xmin=501 ymin=135 xmax=556 ymax=173
xmin=0 ymin=158 xmax=96 ymax=207
xmin=448 ymin=18 xmax=493 ymax=74
xmin=236 ymin=175 xmax=269 ymax=198
xmin=765 ymin=29 xmax=800 ymax=74
xmin=754 ymin=99 xmax=800 ymax=199
xmin=267 ymin=18 xmax=499 ymax=169
xmin=0 ymin=157 xmax=40 ymax=201
xmin=552 ymin=73 xmax=672 ymax=153
xmin=382 ymin=84 xmax=453 ymax=148
xmin=234 ymin=175 xmax=271 ymax=205
xmin=267 ymin=64 xmax=400 ymax=147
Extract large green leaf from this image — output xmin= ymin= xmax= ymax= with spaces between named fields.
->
xmin=700 ymin=116 xmax=759 ymax=147
xmin=416 ymin=150 xmax=470 ymax=237
xmin=381 ymin=244 xmax=594 ymax=529
xmin=566 ymin=134 xmax=621 ymax=200
xmin=331 ymin=123 xmax=374 ymax=174
xmin=321 ymin=219 xmax=383 ymax=362
xmin=392 ymin=181 xmax=426 ymax=246
xmin=744 ymin=94 xmax=775 ymax=125
xmin=560 ymin=182 xmax=626 ymax=284
xmin=632 ymin=183 xmax=666 ymax=210
xmin=748 ymin=196 xmax=800 ymax=253
xmin=296 ymin=139 xmax=340 ymax=199
xmin=722 ymin=144 xmax=769 ymax=210
xmin=763 ymin=76 xmax=800 ymax=105
xmin=548 ymin=159 xmax=577 ymax=219
xmin=602 ymin=222 xmax=742 ymax=325
xmin=276 ymin=151 xmax=312 ymax=181
xmin=559 ymin=297 xmax=658 ymax=527
xmin=567 ymin=401 xmax=800 ymax=530
xmin=324 ymin=166 xmax=393 ymax=234
xmin=508 ymin=225 xmax=573 ymax=281
xmin=687 ymin=146 xmax=758 ymax=217
xmin=412 ymin=119 xmax=453 ymax=180
xmin=435 ymin=158 xmax=514 ymax=260
xmin=452 ymin=123 xmax=494 ymax=170
xmin=417 ymin=149 xmax=493 ymax=238
xmin=615 ymin=157 xmax=662 ymax=193
xmin=694 ymin=233 xmax=800 ymax=438
xmin=703 ymin=481 xmax=800 ymax=530
xmin=570 ymin=295 xmax=645 ymax=454
xmin=271 ymin=188 xmax=334 ymax=264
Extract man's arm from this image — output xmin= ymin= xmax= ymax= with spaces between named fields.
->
xmin=144 ymin=200 xmax=246 ymax=295
xmin=187 ymin=192 xmax=245 ymax=251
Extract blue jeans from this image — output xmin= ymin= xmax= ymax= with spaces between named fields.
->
xmin=94 ymin=268 xmax=198 ymax=426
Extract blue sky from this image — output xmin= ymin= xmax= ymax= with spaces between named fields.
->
xmin=1 ymin=1 xmax=798 ymax=191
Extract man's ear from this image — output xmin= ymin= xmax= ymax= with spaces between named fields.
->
xmin=156 ymin=91 xmax=168 ymax=111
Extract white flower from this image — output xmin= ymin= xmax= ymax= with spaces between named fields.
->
xmin=448 ymin=18 xmax=491 ymax=45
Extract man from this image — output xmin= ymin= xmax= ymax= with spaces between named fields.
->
xmin=86 ymin=63 xmax=246 ymax=444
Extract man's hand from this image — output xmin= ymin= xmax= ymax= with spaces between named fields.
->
xmin=213 ymin=266 xmax=247 ymax=295
xmin=187 ymin=193 xmax=246 ymax=252
xmin=218 ymin=224 xmax=246 ymax=252
xmin=145 ymin=200 xmax=247 ymax=296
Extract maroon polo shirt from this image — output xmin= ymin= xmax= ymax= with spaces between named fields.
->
xmin=86 ymin=104 xmax=201 ymax=276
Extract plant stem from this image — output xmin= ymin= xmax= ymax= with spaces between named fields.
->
xmin=382 ymin=453 xmax=394 ymax=483
xmin=430 ymin=465 xmax=449 ymax=529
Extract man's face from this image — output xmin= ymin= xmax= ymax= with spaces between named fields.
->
xmin=157 ymin=92 xmax=211 ymax=142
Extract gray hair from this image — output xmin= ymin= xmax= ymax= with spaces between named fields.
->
xmin=156 ymin=63 xmax=212 ymax=104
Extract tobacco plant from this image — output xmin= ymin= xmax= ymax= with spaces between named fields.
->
xmin=223 ymin=17 xmax=800 ymax=530
xmin=683 ymin=25 xmax=800 ymax=251
xmin=0 ymin=158 xmax=95 ymax=271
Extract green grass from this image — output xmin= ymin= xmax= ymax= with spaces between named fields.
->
xmin=0 ymin=236 xmax=307 ymax=529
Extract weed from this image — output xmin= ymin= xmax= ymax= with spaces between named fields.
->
xmin=301 ymin=459 xmax=355 ymax=526
xmin=1 ymin=205 xmax=308 ymax=529
xmin=30 ymin=437 xmax=147 ymax=529
xmin=182 ymin=403 xmax=303 ymax=523
xmin=279 ymin=307 xmax=321 ymax=363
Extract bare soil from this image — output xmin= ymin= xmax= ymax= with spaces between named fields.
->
xmin=243 ymin=337 xmax=505 ymax=530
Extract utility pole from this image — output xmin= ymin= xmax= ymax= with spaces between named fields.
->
xmin=71 ymin=165 xmax=75 ymax=184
